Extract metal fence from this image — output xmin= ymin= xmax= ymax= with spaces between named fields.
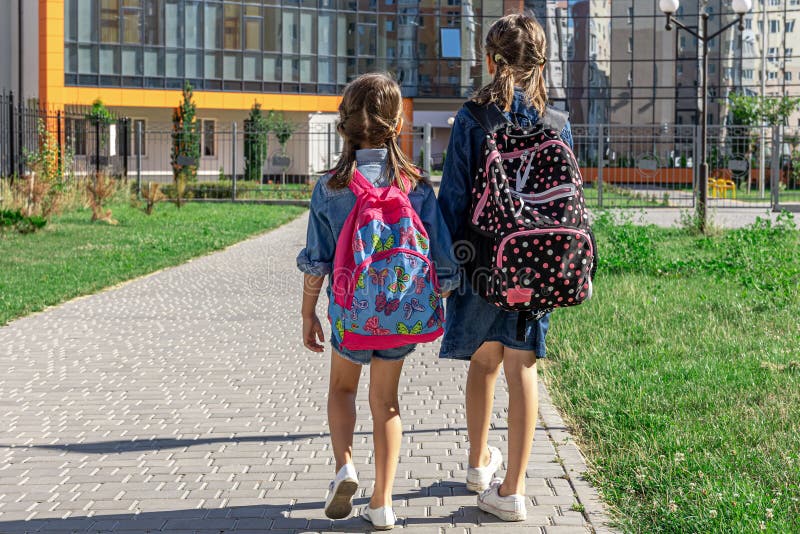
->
xmin=3 ymin=104 xmax=800 ymax=211
xmin=0 ymin=92 xmax=130 ymax=181
xmin=571 ymin=123 xmax=799 ymax=210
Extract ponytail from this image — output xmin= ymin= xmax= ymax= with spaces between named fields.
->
xmin=472 ymin=13 xmax=548 ymax=115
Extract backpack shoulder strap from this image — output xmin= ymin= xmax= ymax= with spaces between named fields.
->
xmin=464 ymin=101 xmax=510 ymax=134
xmin=540 ymin=106 xmax=569 ymax=133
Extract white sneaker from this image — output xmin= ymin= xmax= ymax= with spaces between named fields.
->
xmin=324 ymin=464 xmax=359 ymax=519
xmin=466 ymin=445 xmax=503 ymax=492
xmin=477 ymin=478 xmax=527 ymax=522
xmin=361 ymin=505 xmax=397 ymax=530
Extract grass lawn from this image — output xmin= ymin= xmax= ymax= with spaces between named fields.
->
xmin=0 ymin=202 xmax=305 ymax=326
xmin=543 ymin=212 xmax=800 ymax=532
xmin=583 ymin=185 xmax=667 ymax=207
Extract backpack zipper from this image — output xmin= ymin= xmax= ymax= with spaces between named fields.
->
xmin=511 ymin=183 xmax=576 ymax=204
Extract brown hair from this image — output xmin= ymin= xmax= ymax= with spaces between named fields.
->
xmin=329 ymin=73 xmax=423 ymax=190
xmin=472 ymin=13 xmax=548 ymax=114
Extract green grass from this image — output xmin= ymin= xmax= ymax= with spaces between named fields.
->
xmin=543 ymin=211 xmax=800 ymax=533
xmin=0 ymin=202 xmax=305 ymax=326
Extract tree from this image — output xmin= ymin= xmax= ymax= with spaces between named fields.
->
xmin=243 ymin=102 xmax=270 ymax=182
xmin=170 ymin=82 xmax=200 ymax=208
xmin=85 ymin=99 xmax=114 ymax=149
xmin=268 ymin=110 xmax=295 ymax=150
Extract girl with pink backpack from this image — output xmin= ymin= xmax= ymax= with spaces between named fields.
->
xmin=297 ymin=73 xmax=459 ymax=529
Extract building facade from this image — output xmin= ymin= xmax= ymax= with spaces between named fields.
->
xmin=2 ymin=0 xmax=800 ymax=179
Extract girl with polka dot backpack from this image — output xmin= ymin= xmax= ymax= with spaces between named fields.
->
xmin=436 ymin=12 xmax=597 ymax=522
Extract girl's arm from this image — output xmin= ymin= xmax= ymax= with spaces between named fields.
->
xmin=296 ymin=181 xmax=336 ymax=352
xmin=302 ymin=274 xmax=326 ymax=352
xmin=419 ymin=185 xmax=461 ymax=297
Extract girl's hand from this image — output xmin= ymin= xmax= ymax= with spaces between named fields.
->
xmin=442 ymin=290 xmax=452 ymax=299
xmin=303 ymin=313 xmax=326 ymax=353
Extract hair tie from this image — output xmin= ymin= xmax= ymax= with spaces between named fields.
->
xmin=494 ymin=53 xmax=507 ymax=65
xmin=536 ymin=57 xmax=547 ymax=66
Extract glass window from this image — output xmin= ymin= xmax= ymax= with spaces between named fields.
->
xmin=319 ymin=14 xmax=335 ymax=55
xmin=300 ymin=57 xmax=315 ymax=82
xmin=282 ymin=57 xmax=299 ymax=81
xmin=143 ymin=48 xmax=160 ymax=76
xmin=264 ymin=8 xmax=280 ymax=52
xmin=143 ymin=0 xmax=162 ymax=45
xmin=224 ymin=54 xmax=241 ymax=79
xmin=205 ymin=52 xmax=220 ymax=78
xmin=100 ymin=0 xmax=120 ymax=43
xmin=338 ymin=13 xmax=356 ymax=56
xmin=78 ymin=0 xmax=98 ymax=42
xmin=99 ymin=46 xmax=118 ymax=74
xmin=440 ymin=28 xmax=461 ymax=58
xmin=358 ymin=15 xmax=377 ymax=56
xmin=297 ymin=11 xmax=315 ymax=55
xmin=245 ymin=12 xmax=261 ymax=51
xmin=202 ymin=119 xmax=216 ymax=157
xmin=122 ymin=47 xmax=141 ymax=75
xmin=78 ymin=45 xmax=97 ymax=73
xmin=205 ymin=3 xmax=221 ymax=49
xmin=223 ymin=4 xmax=241 ymax=49
xmin=66 ymin=44 xmax=78 ymax=73
xmin=185 ymin=52 xmax=201 ymax=77
xmin=318 ymin=57 xmax=335 ymax=83
xmin=264 ymin=56 xmax=281 ymax=81
xmin=282 ymin=11 xmax=299 ymax=54
xmin=122 ymin=1 xmax=142 ymax=44
xmin=185 ymin=2 xmax=202 ymax=48
xmin=243 ymin=54 xmax=261 ymax=80
xmin=165 ymin=50 xmax=182 ymax=77
xmin=165 ymin=1 xmax=179 ymax=47
xmin=66 ymin=118 xmax=87 ymax=156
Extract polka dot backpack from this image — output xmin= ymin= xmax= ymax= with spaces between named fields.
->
xmin=463 ymin=101 xmax=597 ymax=333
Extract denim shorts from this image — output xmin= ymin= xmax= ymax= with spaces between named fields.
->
xmin=330 ymin=335 xmax=416 ymax=366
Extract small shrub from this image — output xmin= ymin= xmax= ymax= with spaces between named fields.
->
xmin=141 ymin=181 xmax=165 ymax=215
xmin=86 ymin=173 xmax=118 ymax=224
xmin=0 ymin=208 xmax=47 ymax=235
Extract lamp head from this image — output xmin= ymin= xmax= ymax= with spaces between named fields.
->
xmin=659 ymin=0 xmax=680 ymax=15
xmin=731 ymin=0 xmax=752 ymax=15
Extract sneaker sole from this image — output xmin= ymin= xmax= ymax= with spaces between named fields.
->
xmin=361 ymin=511 xmax=395 ymax=530
xmin=325 ymin=479 xmax=358 ymax=520
xmin=477 ymin=499 xmax=526 ymax=522
xmin=466 ymin=479 xmax=488 ymax=493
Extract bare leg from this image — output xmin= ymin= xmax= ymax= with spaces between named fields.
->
xmin=465 ymin=342 xmax=504 ymax=468
xmin=328 ymin=351 xmax=362 ymax=471
xmin=499 ymin=347 xmax=538 ymax=497
xmin=368 ymin=357 xmax=405 ymax=508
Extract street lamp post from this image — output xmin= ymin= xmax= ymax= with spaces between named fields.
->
xmin=660 ymin=0 xmax=752 ymax=233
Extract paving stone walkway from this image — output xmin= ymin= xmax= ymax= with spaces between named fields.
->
xmin=0 ymin=213 xmax=614 ymax=534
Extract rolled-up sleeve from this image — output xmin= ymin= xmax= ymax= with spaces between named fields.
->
xmin=296 ymin=182 xmax=336 ymax=277
xmin=419 ymin=185 xmax=461 ymax=293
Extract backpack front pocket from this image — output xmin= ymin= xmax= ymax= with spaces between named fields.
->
xmin=491 ymin=228 xmax=594 ymax=310
xmin=339 ymin=249 xmax=443 ymax=351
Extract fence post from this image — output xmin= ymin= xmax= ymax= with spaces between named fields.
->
xmin=94 ymin=118 xmax=101 ymax=176
xmin=597 ymin=126 xmax=604 ymax=208
xmin=56 ymin=110 xmax=63 ymax=177
xmin=232 ymin=122 xmax=238 ymax=201
xmin=136 ymin=120 xmax=143 ymax=199
xmin=771 ymin=125 xmax=780 ymax=211
xmin=423 ymin=123 xmax=432 ymax=176
xmin=121 ymin=118 xmax=129 ymax=183
xmin=8 ymin=92 xmax=16 ymax=181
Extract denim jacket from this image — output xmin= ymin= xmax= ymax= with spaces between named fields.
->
xmin=297 ymin=148 xmax=461 ymax=293
xmin=436 ymin=90 xmax=573 ymax=359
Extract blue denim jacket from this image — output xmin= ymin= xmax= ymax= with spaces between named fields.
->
xmin=437 ymin=90 xmax=574 ymax=359
xmin=297 ymin=148 xmax=461 ymax=294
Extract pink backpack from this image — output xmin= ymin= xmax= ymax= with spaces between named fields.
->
xmin=330 ymin=170 xmax=444 ymax=350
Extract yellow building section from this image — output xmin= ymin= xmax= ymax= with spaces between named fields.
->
xmin=38 ymin=0 xmax=414 ymax=152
